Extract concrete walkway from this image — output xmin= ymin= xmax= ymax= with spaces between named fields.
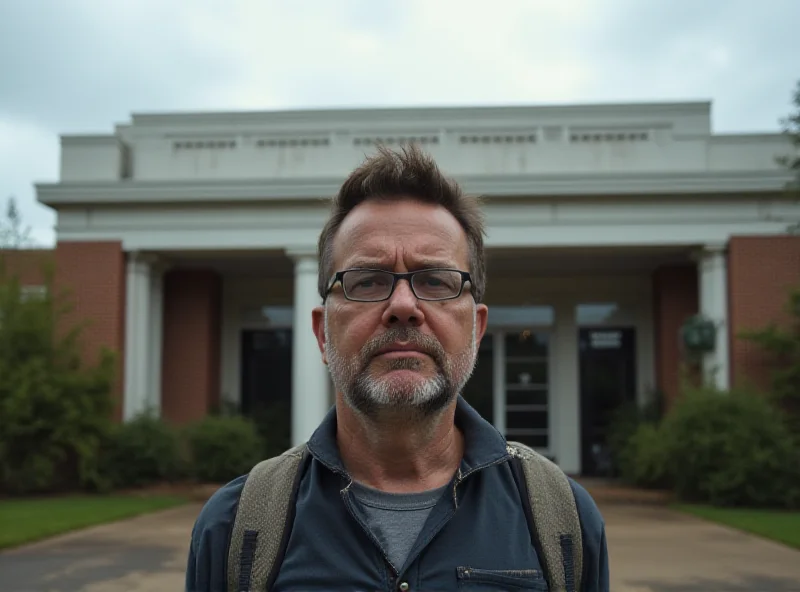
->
xmin=1 ymin=501 xmax=799 ymax=591
xmin=0 ymin=504 xmax=199 ymax=592
xmin=605 ymin=504 xmax=800 ymax=591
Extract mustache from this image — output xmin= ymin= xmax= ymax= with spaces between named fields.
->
xmin=361 ymin=327 xmax=445 ymax=367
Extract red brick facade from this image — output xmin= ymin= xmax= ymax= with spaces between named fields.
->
xmin=0 ymin=248 xmax=53 ymax=285
xmin=161 ymin=269 xmax=222 ymax=424
xmin=652 ymin=264 xmax=699 ymax=407
xmin=6 ymin=236 xmax=799 ymax=423
xmin=55 ymin=242 xmax=127 ymax=419
xmin=728 ymin=235 xmax=800 ymax=391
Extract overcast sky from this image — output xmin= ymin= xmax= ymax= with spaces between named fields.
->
xmin=1 ymin=0 xmax=798 ymax=246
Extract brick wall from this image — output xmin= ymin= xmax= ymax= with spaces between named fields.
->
xmin=54 ymin=242 xmax=127 ymax=419
xmin=728 ymin=235 xmax=800 ymax=391
xmin=161 ymin=269 xmax=222 ymax=424
xmin=653 ymin=264 xmax=699 ymax=407
xmin=0 ymin=248 xmax=54 ymax=285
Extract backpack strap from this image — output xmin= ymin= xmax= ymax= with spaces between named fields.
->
xmin=226 ymin=443 xmax=309 ymax=592
xmin=507 ymin=441 xmax=583 ymax=592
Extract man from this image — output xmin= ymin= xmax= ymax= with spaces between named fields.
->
xmin=185 ymin=145 xmax=609 ymax=592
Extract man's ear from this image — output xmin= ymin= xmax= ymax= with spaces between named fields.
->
xmin=312 ymin=305 xmax=328 ymax=365
xmin=474 ymin=303 xmax=489 ymax=347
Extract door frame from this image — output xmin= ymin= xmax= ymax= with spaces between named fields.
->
xmin=577 ymin=326 xmax=637 ymax=476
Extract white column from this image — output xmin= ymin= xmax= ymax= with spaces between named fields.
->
xmin=698 ymin=244 xmax=730 ymax=389
xmin=288 ymin=250 xmax=330 ymax=445
xmin=492 ymin=332 xmax=506 ymax=435
xmin=124 ymin=252 xmax=153 ymax=421
xmin=147 ymin=261 xmax=166 ymax=416
xmin=552 ymin=301 xmax=581 ymax=475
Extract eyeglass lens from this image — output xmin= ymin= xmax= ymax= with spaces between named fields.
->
xmin=343 ymin=269 xmax=463 ymax=301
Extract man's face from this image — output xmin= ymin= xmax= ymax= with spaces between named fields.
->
xmin=312 ymin=199 xmax=489 ymax=419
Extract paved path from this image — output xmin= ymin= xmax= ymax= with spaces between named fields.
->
xmin=0 ymin=504 xmax=199 ymax=592
xmin=2 ymin=501 xmax=800 ymax=591
xmin=605 ymin=504 xmax=800 ymax=591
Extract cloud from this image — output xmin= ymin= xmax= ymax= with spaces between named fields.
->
xmin=0 ymin=0 xmax=798 ymax=247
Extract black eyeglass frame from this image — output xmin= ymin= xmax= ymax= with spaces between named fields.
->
xmin=324 ymin=268 xmax=474 ymax=303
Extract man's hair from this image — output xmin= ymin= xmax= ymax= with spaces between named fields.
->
xmin=317 ymin=143 xmax=487 ymax=303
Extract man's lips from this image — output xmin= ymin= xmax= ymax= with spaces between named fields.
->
xmin=374 ymin=344 xmax=431 ymax=360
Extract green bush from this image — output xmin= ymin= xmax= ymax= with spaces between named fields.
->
xmin=250 ymin=400 xmax=291 ymax=459
xmin=662 ymin=385 xmax=800 ymax=508
xmin=740 ymin=285 xmax=800 ymax=441
xmin=617 ymin=422 xmax=671 ymax=489
xmin=184 ymin=416 xmax=265 ymax=483
xmin=606 ymin=390 xmax=664 ymax=479
xmin=99 ymin=414 xmax=184 ymax=488
xmin=0 ymin=259 xmax=116 ymax=494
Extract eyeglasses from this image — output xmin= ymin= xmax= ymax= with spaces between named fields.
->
xmin=325 ymin=268 xmax=473 ymax=302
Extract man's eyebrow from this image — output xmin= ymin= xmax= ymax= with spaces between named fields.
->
xmin=344 ymin=259 xmax=457 ymax=270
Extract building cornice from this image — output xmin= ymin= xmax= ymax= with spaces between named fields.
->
xmin=61 ymin=134 xmax=121 ymax=146
xmin=35 ymin=170 xmax=794 ymax=207
xmin=127 ymin=101 xmax=714 ymax=130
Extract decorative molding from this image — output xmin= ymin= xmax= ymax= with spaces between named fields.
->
xmin=173 ymin=139 xmax=236 ymax=150
xmin=36 ymin=170 xmax=795 ymax=207
xmin=569 ymin=130 xmax=649 ymax=143
xmin=458 ymin=133 xmax=536 ymax=145
xmin=256 ymin=137 xmax=330 ymax=148
xmin=354 ymin=134 xmax=439 ymax=147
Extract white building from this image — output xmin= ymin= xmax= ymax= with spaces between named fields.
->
xmin=33 ymin=101 xmax=800 ymax=475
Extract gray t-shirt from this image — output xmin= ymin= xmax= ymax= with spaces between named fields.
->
xmin=350 ymin=480 xmax=448 ymax=571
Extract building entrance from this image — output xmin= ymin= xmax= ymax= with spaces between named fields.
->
xmin=578 ymin=327 xmax=637 ymax=476
xmin=240 ymin=329 xmax=292 ymax=454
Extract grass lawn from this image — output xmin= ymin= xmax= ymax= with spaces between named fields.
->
xmin=675 ymin=504 xmax=800 ymax=550
xmin=0 ymin=494 xmax=189 ymax=550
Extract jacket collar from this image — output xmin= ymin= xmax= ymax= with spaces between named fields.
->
xmin=306 ymin=395 xmax=511 ymax=478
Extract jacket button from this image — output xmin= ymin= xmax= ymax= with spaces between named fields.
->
xmin=398 ymin=582 xmax=410 ymax=591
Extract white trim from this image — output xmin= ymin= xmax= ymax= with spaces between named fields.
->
xmin=54 ymin=221 xmax=799 ymax=252
xmin=61 ymin=135 xmax=122 ymax=146
xmin=147 ymin=266 xmax=164 ymax=416
xmin=636 ymin=293 xmax=657 ymax=408
xmin=698 ymin=246 xmax=730 ymax=389
xmin=127 ymin=101 xmax=714 ymax=129
xmin=36 ymin=170 xmax=793 ymax=206
xmin=492 ymin=332 xmax=506 ymax=436
xmin=290 ymin=254 xmax=329 ymax=446
xmin=52 ymin=194 xmax=800 ymax=250
xmin=123 ymin=253 xmax=152 ymax=420
xmin=552 ymin=303 xmax=581 ymax=474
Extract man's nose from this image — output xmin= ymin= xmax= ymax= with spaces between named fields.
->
xmin=381 ymin=279 xmax=425 ymax=327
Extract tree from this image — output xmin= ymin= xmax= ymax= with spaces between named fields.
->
xmin=0 ymin=257 xmax=117 ymax=494
xmin=740 ymin=285 xmax=800 ymax=440
xmin=778 ymin=79 xmax=800 ymax=234
xmin=0 ymin=196 xmax=33 ymax=249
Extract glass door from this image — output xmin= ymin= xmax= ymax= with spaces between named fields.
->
xmin=503 ymin=330 xmax=550 ymax=452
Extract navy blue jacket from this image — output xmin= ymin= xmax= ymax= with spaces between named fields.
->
xmin=186 ymin=397 xmax=609 ymax=591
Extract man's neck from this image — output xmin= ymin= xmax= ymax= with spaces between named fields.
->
xmin=335 ymin=396 xmax=464 ymax=494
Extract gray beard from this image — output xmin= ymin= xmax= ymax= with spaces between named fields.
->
xmin=324 ymin=308 xmax=477 ymax=421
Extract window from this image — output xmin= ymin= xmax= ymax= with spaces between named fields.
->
xmin=503 ymin=330 xmax=549 ymax=450
xmin=20 ymin=285 xmax=47 ymax=302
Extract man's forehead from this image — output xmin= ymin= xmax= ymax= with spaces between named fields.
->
xmin=331 ymin=200 xmax=469 ymax=267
